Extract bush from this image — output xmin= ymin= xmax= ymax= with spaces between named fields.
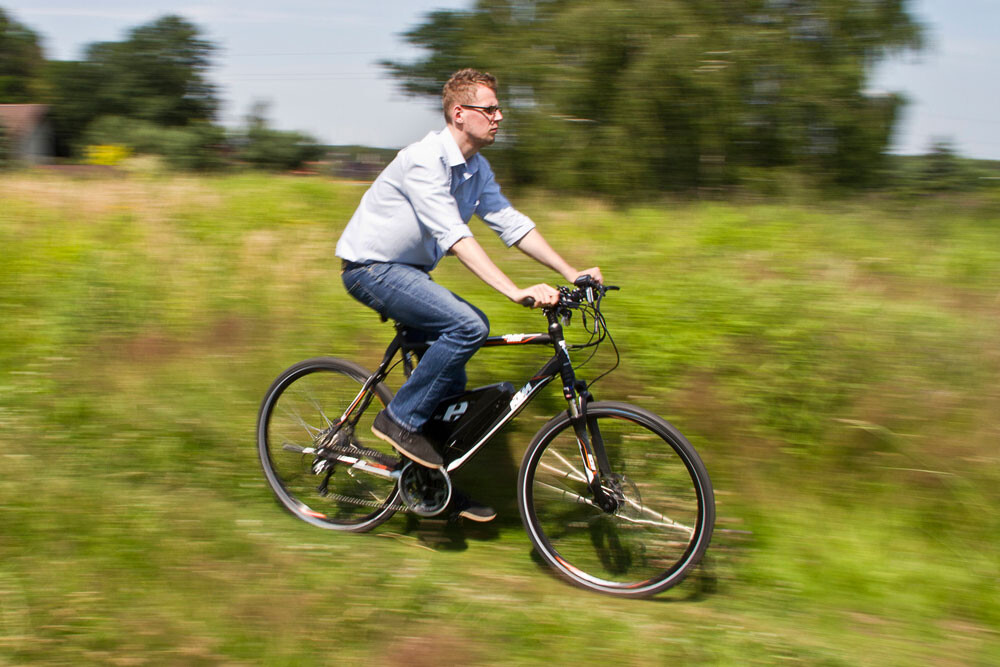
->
xmin=229 ymin=101 xmax=325 ymax=172
xmin=234 ymin=127 xmax=325 ymax=171
xmin=84 ymin=144 xmax=132 ymax=166
xmin=921 ymin=139 xmax=969 ymax=191
xmin=83 ymin=116 xmax=226 ymax=170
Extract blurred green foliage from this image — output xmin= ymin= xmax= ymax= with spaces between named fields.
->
xmin=40 ymin=15 xmax=217 ymax=156
xmin=386 ymin=0 xmax=923 ymax=193
xmin=1 ymin=172 xmax=998 ymax=662
xmin=0 ymin=8 xmax=45 ymax=102
xmin=1 ymin=12 xmax=323 ymax=172
xmin=83 ymin=115 xmax=227 ymax=171
xmin=234 ymin=101 xmax=327 ymax=171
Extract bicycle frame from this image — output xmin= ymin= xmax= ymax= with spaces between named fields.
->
xmin=332 ymin=307 xmax=618 ymax=509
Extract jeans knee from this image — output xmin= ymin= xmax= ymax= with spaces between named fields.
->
xmin=457 ymin=312 xmax=489 ymax=346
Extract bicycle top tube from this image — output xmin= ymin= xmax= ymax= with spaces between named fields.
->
xmin=398 ymin=332 xmax=553 ymax=354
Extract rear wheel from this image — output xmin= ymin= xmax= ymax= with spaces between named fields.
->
xmin=518 ymin=401 xmax=714 ymax=597
xmin=257 ymin=357 xmax=401 ymax=532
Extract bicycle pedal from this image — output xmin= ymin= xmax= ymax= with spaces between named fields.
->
xmin=312 ymin=458 xmax=331 ymax=475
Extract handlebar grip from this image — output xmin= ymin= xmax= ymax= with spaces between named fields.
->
xmin=520 ymin=296 xmax=536 ymax=308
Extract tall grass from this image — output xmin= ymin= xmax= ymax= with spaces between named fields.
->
xmin=1 ymin=172 xmax=998 ymax=663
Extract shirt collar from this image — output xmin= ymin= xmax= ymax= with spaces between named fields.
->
xmin=437 ymin=127 xmax=466 ymax=169
xmin=437 ymin=127 xmax=482 ymax=177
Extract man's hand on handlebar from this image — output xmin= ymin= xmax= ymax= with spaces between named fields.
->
xmin=512 ymin=284 xmax=559 ymax=308
xmin=569 ymin=267 xmax=603 ymax=286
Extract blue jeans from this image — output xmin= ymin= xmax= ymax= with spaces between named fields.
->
xmin=341 ymin=262 xmax=489 ymax=431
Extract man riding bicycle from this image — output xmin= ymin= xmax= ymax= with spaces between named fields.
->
xmin=336 ymin=68 xmax=601 ymax=521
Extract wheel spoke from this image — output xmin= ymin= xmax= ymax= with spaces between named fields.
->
xmin=279 ymin=402 xmax=324 ymax=439
xmin=616 ymin=491 xmax=695 ymax=534
xmin=535 ymin=480 xmax=598 ymax=507
xmin=307 ymin=394 xmax=335 ymax=428
xmin=538 ymin=457 xmax=588 ymax=484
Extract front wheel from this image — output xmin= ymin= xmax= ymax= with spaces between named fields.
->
xmin=518 ymin=402 xmax=714 ymax=598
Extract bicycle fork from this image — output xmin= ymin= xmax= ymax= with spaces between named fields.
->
xmin=564 ymin=391 xmax=620 ymax=514
xmin=549 ymin=314 xmax=619 ymax=514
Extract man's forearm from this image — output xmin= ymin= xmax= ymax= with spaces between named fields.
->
xmin=513 ymin=229 xmax=577 ymax=281
xmin=450 ymin=236 xmax=562 ymax=307
xmin=450 ymin=236 xmax=520 ymax=299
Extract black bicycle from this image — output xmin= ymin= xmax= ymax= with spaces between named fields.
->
xmin=256 ymin=276 xmax=714 ymax=598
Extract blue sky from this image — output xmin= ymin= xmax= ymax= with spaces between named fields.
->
xmin=5 ymin=0 xmax=998 ymax=158
xmin=871 ymin=0 xmax=1000 ymax=159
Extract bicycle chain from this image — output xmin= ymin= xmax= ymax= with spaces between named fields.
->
xmin=317 ymin=438 xmax=401 ymax=469
xmin=321 ymin=490 xmax=408 ymax=512
xmin=313 ymin=440 xmax=409 ymax=512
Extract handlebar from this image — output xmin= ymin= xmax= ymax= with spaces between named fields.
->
xmin=518 ymin=274 xmax=618 ymax=310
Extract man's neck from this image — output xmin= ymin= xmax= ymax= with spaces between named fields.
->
xmin=447 ymin=124 xmax=481 ymax=161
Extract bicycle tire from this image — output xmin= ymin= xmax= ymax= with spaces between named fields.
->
xmin=257 ymin=357 xmax=401 ymax=532
xmin=518 ymin=401 xmax=714 ymax=598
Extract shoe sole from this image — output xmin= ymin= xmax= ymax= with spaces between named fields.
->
xmin=371 ymin=426 xmax=443 ymax=470
xmin=458 ymin=510 xmax=497 ymax=522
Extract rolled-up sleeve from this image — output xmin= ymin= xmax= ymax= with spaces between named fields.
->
xmin=402 ymin=152 xmax=473 ymax=253
xmin=475 ymin=166 xmax=536 ymax=246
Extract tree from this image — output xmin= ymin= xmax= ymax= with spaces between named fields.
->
xmin=81 ymin=15 xmax=218 ymax=126
xmin=384 ymin=0 xmax=923 ymax=194
xmin=42 ymin=14 xmax=219 ymax=155
xmin=0 ymin=8 xmax=46 ymax=102
xmin=43 ymin=60 xmax=105 ymax=156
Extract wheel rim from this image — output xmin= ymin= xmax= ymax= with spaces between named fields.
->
xmin=525 ymin=410 xmax=708 ymax=593
xmin=261 ymin=363 xmax=400 ymax=529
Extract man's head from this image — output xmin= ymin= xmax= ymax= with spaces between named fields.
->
xmin=442 ymin=69 xmax=498 ymax=123
xmin=443 ymin=69 xmax=503 ymax=153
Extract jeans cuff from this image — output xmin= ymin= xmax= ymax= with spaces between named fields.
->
xmin=386 ymin=405 xmax=420 ymax=433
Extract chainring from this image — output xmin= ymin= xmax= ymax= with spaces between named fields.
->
xmin=397 ymin=463 xmax=453 ymax=517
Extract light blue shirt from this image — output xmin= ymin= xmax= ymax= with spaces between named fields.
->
xmin=335 ymin=128 xmax=535 ymax=271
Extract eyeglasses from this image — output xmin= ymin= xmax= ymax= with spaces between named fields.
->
xmin=460 ymin=104 xmax=502 ymax=118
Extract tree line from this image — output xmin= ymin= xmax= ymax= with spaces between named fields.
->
xmin=2 ymin=2 xmax=991 ymax=192
xmin=384 ymin=0 xmax=928 ymax=193
xmin=0 ymin=9 xmax=322 ymax=170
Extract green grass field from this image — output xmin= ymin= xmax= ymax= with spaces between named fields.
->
xmin=2 ymin=172 xmax=998 ymax=664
